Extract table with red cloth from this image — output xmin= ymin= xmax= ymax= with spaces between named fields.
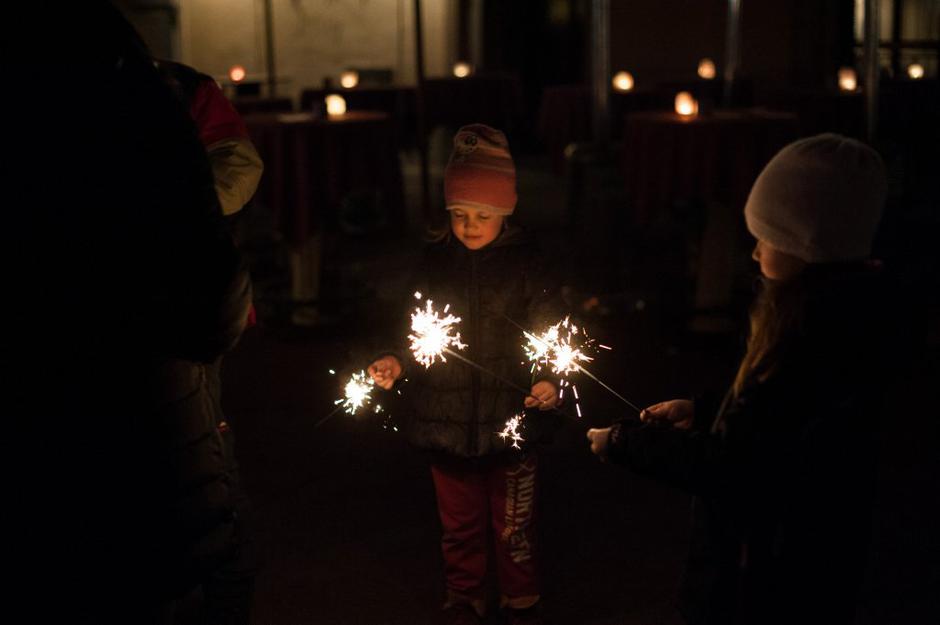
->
xmin=536 ymin=84 xmax=666 ymax=173
xmin=231 ymin=96 xmax=294 ymax=116
xmin=244 ymin=110 xmax=403 ymax=321
xmin=298 ymin=86 xmax=416 ymax=145
xmin=622 ymin=109 xmax=798 ymax=322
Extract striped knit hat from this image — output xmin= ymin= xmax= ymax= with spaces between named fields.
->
xmin=444 ymin=124 xmax=517 ymax=215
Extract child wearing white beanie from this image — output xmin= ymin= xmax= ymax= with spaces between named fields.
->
xmin=587 ymin=134 xmax=894 ymax=625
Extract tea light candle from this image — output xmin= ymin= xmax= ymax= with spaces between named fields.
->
xmin=907 ymin=63 xmax=924 ymax=80
xmin=838 ymin=67 xmax=858 ymax=91
xmin=229 ymin=65 xmax=247 ymax=83
xmin=612 ymin=71 xmax=635 ymax=92
xmin=453 ymin=62 xmax=472 ymax=78
xmin=697 ymin=58 xmax=716 ymax=80
xmin=340 ymin=70 xmax=359 ymax=89
xmin=325 ymin=94 xmax=347 ymax=116
xmin=675 ymin=91 xmax=698 ymax=117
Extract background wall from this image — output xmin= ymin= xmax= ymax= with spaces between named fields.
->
xmin=177 ymin=0 xmax=457 ymax=101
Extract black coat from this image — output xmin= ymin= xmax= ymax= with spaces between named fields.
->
xmin=393 ymin=228 xmax=563 ymax=458
xmin=5 ymin=5 xmax=252 ymax=616
xmin=608 ymin=264 xmax=893 ymax=625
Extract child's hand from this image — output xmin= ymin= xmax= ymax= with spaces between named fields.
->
xmin=525 ymin=380 xmax=559 ymax=410
xmin=586 ymin=427 xmax=612 ymax=459
xmin=367 ymin=355 xmax=402 ymax=390
xmin=640 ymin=399 xmax=694 ymax=430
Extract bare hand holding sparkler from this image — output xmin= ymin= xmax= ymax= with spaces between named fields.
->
xmin=368 ymin=355 xmax=402 ymax=389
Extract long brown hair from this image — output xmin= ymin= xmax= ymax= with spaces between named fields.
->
xmin=732 ymin=274 xmax=809 ymax=397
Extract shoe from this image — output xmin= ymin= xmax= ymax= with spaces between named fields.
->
xmin=441 ymin=603 xmax=482 ymax=625
xmin=505 ymin=603 xmax=543 ymax=625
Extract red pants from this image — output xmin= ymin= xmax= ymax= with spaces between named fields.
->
xmin=430 ymin=454 xmax=539 ymax=612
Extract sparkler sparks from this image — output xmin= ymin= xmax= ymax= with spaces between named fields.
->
xmin=523 ymin=317 xmax=595 ymax=416
xmin=409 ymin=295 xmax=467 ymax=368
xmin=520 ymin=316 xmax=643 ymax=415
xmin=499 ymin=413 xmax=525 ymax=449
xmin=338 ymin=370 xmax=377 ymax=415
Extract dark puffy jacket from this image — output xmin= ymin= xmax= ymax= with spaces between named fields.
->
xmin=5 ymin=4 xmax=252 ymax=616
xmin=608 ymin=264 xmax=894 ymax=625
xmin=395 ymin=228 xmax=563 ymax=458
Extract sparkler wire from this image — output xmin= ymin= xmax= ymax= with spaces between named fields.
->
xmin=504 ymin=313 xmax=642 ymax=414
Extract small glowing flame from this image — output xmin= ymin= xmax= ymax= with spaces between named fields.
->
xmin=838 ymin=67 xmax=857 ymax=92
xmin=340 ymin=70 xmax=359 ymax=89
xmin=325 ymin=94 xmax=347 ymax=116
xmin=499 ymin=414 xmax=525 ymax=449
xmin=339 ymin=370 xmax=375 ymax=415
xmin=612 ymin=70 xmax=634 ymax=92
xmin=453 ymin=62 xmax=472 ymax=78
xmin=409 ymin=297 xmax=467 ymax=368
xmin=907 ymin=63 xmax=924 ymax=80
xmin=697 ymin=58 xmax=716 ymax=80
xmin=229 ymin=65 xmax=247 ymax=83
xmin=524 ymin=317 xmax=599 ymax=418
xmin=675 ymin=91 xmax=698 ymax=117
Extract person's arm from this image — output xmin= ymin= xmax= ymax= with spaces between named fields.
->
xmin=602 ymin=379 xmax=794 ymax=498
xmin=190 ymin=79 xmax=263 ymax=216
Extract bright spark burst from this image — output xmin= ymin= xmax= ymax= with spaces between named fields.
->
xmin=499 ymin=413 xmax=525 ymax=449
xmin=409 ymin=297 xmax=466 ymax=368
xmin=523 ymin=317 xmax=600 ymax=418
xmin=338 ymin=370 xmax=378 ymax=415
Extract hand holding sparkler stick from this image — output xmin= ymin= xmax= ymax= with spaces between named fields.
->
xmin=367 ymin=355 xmax=402 ymax=390
xmin=515 ymin=315 xmax=643 ymax=415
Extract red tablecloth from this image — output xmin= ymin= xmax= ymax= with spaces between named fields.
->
xmin=245 ymin=111 xmax=403 ymax=247
xmin=622 ymin=109 xmax=799 ymax=224
xmin=299 ymin=86 xmax=416 ymax=146
xmin=231 ymin=96 xmax=294 ymax=116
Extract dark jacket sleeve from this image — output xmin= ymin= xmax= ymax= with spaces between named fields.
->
xmin=606 ymin=377 xmax=792 ymax=498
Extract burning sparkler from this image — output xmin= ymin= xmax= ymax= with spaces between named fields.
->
xmin=499 ymin=413 xmax=525 ymax=449
xmin=520 ymin=316 xmax=642 ymax=415
xmin=408 ymin=293 xmax=467 ymax=368
xmin=336 ymin=370 xmax=376 ymax=415
xmin=316 ymin=369 xmax=383 ymax=429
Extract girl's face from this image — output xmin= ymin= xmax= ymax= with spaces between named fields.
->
xmin=752 ymin=239 xmax=806 ymax=281
xmin=450 ymin=206 xmax=504 ymax=250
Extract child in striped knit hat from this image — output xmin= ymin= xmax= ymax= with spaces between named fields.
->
xmin=369 ymin=125 xmax=563 ymax=625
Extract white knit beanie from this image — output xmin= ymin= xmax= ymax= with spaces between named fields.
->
xmin=744 ymin=133 xmax=887 ymax=263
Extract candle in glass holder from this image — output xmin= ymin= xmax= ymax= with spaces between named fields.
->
xmin=612 ymin=71 xmax=634 ymax=92
xmin=907 ymin=63 xmax=924 ymax=80
xmin=340 ymin=70 xmax=359 ymax=89
xmin=838 ymin=67 xmax=858 ymax=91
xmin=675 ymin=91 xmax=698 ymax=117
xmin=229 ymin=65 xmax=247 ymax=83
xmin=325 ymin=94 xmax=347 ymax=116
xmin=453 ymin=62 xmax=472 ymax=78
xmin=697 ymin=58 xmax=716 ymax=80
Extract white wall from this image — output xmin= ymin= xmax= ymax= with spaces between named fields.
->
xmin=178 ymin=0 xmax=457 ymax=102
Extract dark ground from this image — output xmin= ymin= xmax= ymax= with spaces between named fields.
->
xmin=203 ymin=147 xmax=939 ymax=625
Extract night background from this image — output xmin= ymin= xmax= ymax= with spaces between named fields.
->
xmin=4 ymin=1 xmax=939 ymax=624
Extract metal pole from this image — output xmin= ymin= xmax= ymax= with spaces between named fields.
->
xmin=723 ymin=0 xmax=742 ymax=106
xmin=590 ymin=0 xmax=610 ymax=144
xmin=413 ymin=0 xmax=431 ymax=225
xmin=864 ymin=0 xmax=880 ymax=142
xmin=262 ymin=0 xmax=277 ymax=96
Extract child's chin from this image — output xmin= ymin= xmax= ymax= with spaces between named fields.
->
xmin=460 ymin=237 xmax=486 ymax=249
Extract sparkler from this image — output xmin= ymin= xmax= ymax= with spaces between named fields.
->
xmin=315 ymin=369 xmax=383 ymax=429
xmin=518 ymin=316 xmax=642 ymax=414
xmin=408 ymin=293 xmax=467 ymax=368
xmin=410 ymin=293 xmax=553 ymax=407
xmin=499 ymin=413 xmax=525 ymax=449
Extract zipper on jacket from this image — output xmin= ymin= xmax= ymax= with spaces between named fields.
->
xmin=468 ymin=253 xmax=480 ymax=456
